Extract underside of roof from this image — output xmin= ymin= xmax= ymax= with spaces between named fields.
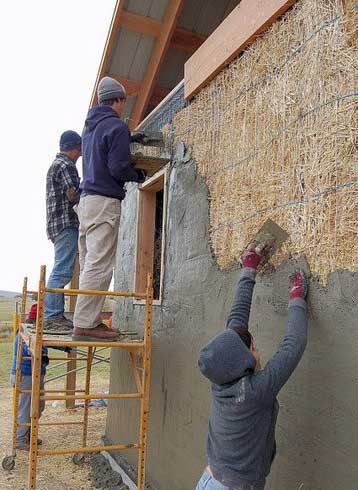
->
xmin=91 ymin=0 xmax=241 ymax=129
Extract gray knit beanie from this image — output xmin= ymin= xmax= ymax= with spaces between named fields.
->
xmin=98 ymin=76 xmax=126 ymax=103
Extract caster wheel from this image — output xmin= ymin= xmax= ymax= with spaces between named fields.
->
xmin=72 ymin=453 xmax=85 ymax=465
xmin=2 ymin=455 xmax=15 ymax=471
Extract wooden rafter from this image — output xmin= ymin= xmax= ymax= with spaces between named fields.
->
xmin=109 ymin=75 xmax=170 ymax=106
xmin=121 ymin=9 xmax=206 ymax=54
xmin=130 ymin=0 xmax=185 ymax=129
xmin=90 ymin=0 xmax=124 ymax=107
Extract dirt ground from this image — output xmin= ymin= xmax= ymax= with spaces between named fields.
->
xmin=0 ymin=342 xmax=114 ymax=490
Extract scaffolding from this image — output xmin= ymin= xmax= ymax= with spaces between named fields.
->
xmin=2 ymin=265 xmax=153 ymax=490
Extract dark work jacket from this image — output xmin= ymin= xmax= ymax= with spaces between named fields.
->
xmin=80 ymin=106 xmax=142 ymax=200
xmin=198 ymin=268 xmax=308 ymax=485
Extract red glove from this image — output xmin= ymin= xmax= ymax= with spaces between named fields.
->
xmin=28 ymin=303 xmax=37 ymax=321
xmin=289 ymin=271 xmax=308 ymax=300
xmin=241 ymin=243 xmax=263 ymax=270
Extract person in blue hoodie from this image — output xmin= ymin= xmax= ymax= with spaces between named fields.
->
xmin=196 ymin=243 xmax=308 ymax=490
xmin=73 ymin=77 xmax=146 ymax=342
xmin=10 ymin=334 xmax=48 ymax=450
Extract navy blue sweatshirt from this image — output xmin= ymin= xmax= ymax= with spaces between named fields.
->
xmin=80 ymin=106 xmax=142 ymax=200
xmin=198 ymin=268 xmax=308 ymax=486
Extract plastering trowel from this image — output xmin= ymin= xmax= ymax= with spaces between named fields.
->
xmin=240 ymin=219 xmax=289 ymax=267
xmin=132 ymin=131 xmax=164 ymax=147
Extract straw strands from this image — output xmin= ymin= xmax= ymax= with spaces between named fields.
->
xmin=168 ymin=0 xmax=358 ymax=282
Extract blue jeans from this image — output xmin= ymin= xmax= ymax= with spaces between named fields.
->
xmin=195 ymin=471 xmax=265 ymax=490
xmin=45 ymin=227 xmax=78 ymax=319
xmin=196 ymin=472 xmax=228 ymax=490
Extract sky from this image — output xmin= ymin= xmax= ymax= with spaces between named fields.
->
xmin=0 ymin=0 xmax=116 ymax=292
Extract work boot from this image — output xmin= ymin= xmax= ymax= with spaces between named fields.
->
xmin=16 ymin=439 xmax=42 ymax=451
xmin=72 ymin=323 xmax=120 ymax=342
xmin=43 ymin=316 xmax=73 ymax=335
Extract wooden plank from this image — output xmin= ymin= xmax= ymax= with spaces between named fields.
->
xmin=130 ymin=0 xmax=185 ymax=129
xmin=184 ymin=0 xmax=298 ymax=99
xmin=132 ymin=155 xmax=169 ymax=178
xmin=90 ymin=0 xmax=125 ymax=107
xmin=121 ymin=9 xmax=206 ymax=53
xmin=135 ymin=192 xmax=156 ymax=294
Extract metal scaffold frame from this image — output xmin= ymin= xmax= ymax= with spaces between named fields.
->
xmin=2 ymin=265 xmax=153 ymax=490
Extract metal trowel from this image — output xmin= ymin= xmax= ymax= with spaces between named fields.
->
xmin=240 ymin=219 xmax=289 ymax=267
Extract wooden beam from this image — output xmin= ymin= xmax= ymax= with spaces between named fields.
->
xmin=121 ymin=9 xmax=206 ymax=54
xmin=90 ymin=0 xmax=125 ymax=107
xmin=121 ymin=9 xmax=159 ymax=38
xmin=108 ymin=75 xmax=171 ymax=107
xmin=130 ymin=0 xmax=185 ymax=129
xmin=171 ymin=27 xmax=206 ymax=53
xmin=184 ymin=0 xmax=298 ymax=99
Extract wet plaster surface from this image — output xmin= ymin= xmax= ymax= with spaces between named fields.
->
xmin=108 ymin=153 xmax=358 ymax=490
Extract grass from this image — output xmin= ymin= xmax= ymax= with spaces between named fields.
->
xmin=0 ymin=340 xmax=110 ymax=390
xmin=0 ymin=342 xmax=13 ymax=388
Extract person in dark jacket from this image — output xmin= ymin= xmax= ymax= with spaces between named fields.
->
xmin=10 ymin=334 xmax=48 ymax=450
xmin=73 ymin=76 xmax=146 ymax=341
xmin=196 ymin=243 xmax=308 ymax=490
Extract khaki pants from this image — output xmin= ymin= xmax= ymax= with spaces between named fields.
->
xmin=73 ymin=195 xmax=121 ymax=329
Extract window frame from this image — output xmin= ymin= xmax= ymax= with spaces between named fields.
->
xmin=134 ymin=167 xmax=168 ymax=306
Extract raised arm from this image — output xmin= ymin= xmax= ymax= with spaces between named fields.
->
xmin=226 ymin=243 xmax=265 ymax=331
xmin=107 ymin=127 xmax=146 ymax=183
xmin=253 ymin=271 xmax=308 ymax=401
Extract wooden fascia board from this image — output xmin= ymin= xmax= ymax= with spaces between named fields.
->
xmin=184 ymin=0 xmax=298 ymax=99
xmin=121 ymin=9 xmax=206 ymax=54
xmin=129 ymin=0 xmax=186 ymax=129
xmin=90 ymin=0 xmax=124 ymax=107
xmin=108 ymin=75 xmax=170 ymax=106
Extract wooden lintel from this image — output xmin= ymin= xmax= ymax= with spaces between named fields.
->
xmin=184 ymin=0 xmax=298 ymax=99
xmin=121 ymin=9 xmax=206 ymax=54
xmin=132 ymin=155 xmax=169 ymax=177
xmin=130 ymin=0 xmax=185 ymax=129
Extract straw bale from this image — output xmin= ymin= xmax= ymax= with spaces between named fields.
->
xmin=167 ymin=0 xmax=358 ymax=282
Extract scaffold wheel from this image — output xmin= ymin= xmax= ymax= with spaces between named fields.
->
xmin=2 ymin=455 xmax=15 ymax=471
xmin=72 ymin=453 xmax=85 ymax=465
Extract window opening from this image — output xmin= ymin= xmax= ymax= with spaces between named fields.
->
xmin=135 ymin=170 xmax=167 ymax=303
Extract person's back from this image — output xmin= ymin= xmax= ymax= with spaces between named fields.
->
xmin=81 ymin=104 xmax=136 ymax=200
xmin=196 ymin=244 xmax=308 ymax=490
xmin=73 ymin=77 xmax=146 ymax=342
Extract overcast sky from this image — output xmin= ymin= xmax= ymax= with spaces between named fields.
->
xmin=0 ymin=0 xmax=116 ymax=292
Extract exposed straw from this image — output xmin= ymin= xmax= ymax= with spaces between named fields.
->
xmin=167 ymin=0 xmax=358 ymax=282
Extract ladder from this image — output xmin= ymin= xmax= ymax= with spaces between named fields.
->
xmin=2 ymin=265 xmax=153 ymax=490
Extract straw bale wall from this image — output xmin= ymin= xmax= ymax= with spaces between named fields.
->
xmin=167 ymin=0 xmax=357 ymax=282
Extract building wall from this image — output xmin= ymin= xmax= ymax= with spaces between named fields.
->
xmin=107 ymin=154 xmax=358 ymax=490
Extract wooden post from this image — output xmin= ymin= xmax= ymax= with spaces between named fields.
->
xmin=28 ymin=266 xmax=46 ymax=490
xmin=137 ymin=273 xmax=153 ymax=490
xmin=82 ymin=347 xmax=94 ymax=447
xmin=65 ymin=256 xmax=79 ymax=409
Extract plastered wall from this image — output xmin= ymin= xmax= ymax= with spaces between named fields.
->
xmin=106 ymin=157 xmax=358 ymax=490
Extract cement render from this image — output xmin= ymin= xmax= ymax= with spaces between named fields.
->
xmin=107 ymin=153 xmax=358 ymax=490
